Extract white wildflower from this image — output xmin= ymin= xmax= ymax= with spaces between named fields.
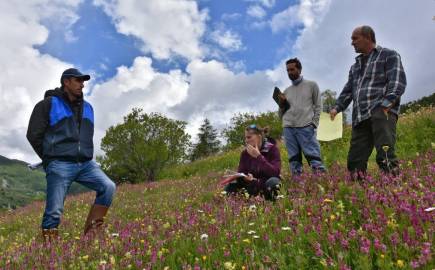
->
xmin=200 ymin=233 xmax=209 ymax=241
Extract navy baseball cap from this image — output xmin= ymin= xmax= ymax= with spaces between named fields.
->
xmin=60 ymin=68 xmax=90 ymax=84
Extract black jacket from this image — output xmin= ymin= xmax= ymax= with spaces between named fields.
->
xmin=26 ymin=87 xmax=94 ymax=166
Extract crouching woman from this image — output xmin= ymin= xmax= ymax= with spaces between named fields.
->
xmin=224 ymin=124 xmax=281 ymax=200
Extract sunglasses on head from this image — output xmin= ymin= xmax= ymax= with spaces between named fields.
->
xmin=246 ymin=124 xmax=260 ymax=132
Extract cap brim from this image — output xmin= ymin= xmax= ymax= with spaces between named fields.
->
xmin=76 ymin=75 xmax=91 ymax=81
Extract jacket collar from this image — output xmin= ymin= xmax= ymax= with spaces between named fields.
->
xmin=355 ymin=45 xmax=382 ymax=61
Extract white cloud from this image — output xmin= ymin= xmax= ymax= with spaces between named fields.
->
xmin=0 ymin=0 xmax=82 ymax=162
xmin=269 ymin=0 xmax=435 ymax=104
xmin=64 ymin=30 xmax=79 ymax=43
xmin=270 ymin=0 xmax=331 ymax=33
xmin=94 ymin=0 xmax=208 ymax=60
xmin=247 ymin=5 xmax=266 ymax=19
xmin=245 ymin=0 xmax=275 ymax=8
xmin=210 ymin=28 xmax=243 ymax=51
xmin=88 ymin=56 xmax=189 ymax=156
xmin=171 ymin=60 xmax=276 ymax=124
xmin=221 ymin=13 xmax=242 ymax=21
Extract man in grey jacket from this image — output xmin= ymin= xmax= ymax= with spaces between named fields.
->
xmin=279 ymin=58 xmax=326 ymax=176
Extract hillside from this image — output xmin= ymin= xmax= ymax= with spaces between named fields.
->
xmin=0 ymin=156 xmax=89 ymax=210
xmin=0 ymin=107 xmax=433 ymax=269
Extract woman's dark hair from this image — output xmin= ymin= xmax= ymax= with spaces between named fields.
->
xmin=245 ymin=124 xmax=270 ymax=137
xmin=285 ymin=57 xmax=302 ymax=71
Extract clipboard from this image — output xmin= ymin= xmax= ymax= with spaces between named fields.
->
xmin=272 ymin=87 xmax=290 ymax=112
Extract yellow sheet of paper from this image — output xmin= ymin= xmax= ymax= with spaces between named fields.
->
xmin=317 ymin=112 xmax=343 ymax=141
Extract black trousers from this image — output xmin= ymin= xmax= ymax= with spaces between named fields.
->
xmin=348 ymin=107 xmax=398 ymax=175
xmin=224 ymin=177 xmax=281 ymax=201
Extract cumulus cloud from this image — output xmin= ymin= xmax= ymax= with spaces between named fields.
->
xmin=88 ymin=56 xmax=189 ymax=156
xmin=94 ymin=0 xmax=208 ymax=60
xmin=210 ymin=28 xmax=243 ymax=51
xmin=247 ymin=5 xmax=267 ymax=19
xmin=171 ymin=60 xmax=276 ymax=125
xmin=268 ymin=0 xmax=435 ymax=103
xmin=221 ymin=13 xmax=242 ymax=21
xmin=270 ymin=0 xmax=331 ymax=33
xmin=245 ymin=0 xmax=275 ymax=8
xmin=0 ymin=0 xmax=81 ymax=162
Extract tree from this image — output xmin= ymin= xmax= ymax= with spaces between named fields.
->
xmin=97 ymin=108 xmax=191 ymax=183
xmin=321 ymin=89 xmax=337 ymax=113
xmin=400 ymin=92 xmax=435 ymax=113
xmin=222 ymin=111 xmax=282 ymax=149
xmin=322 ymin=89 xmax=350 ymax=124
xmin=190 ymin=118 xmax=221 ymax=161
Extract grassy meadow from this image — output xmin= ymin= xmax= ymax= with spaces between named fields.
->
xmin=0 ymin=106 xmax=433 ymax=269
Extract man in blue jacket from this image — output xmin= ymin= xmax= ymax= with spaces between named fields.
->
xmin=27 ymin=68 xmax=116 ymax=241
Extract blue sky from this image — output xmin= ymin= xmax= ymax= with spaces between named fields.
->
xmin=38 ymin=0 xmax=300 ymax=82
xmin=38 ymin=1 xmax=143 ymax=81
xmin=1 ymin=0 xmax=434 ymax=162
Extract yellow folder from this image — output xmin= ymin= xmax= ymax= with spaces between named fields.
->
xmin=317 ymin=112 xmax=343 ymax=141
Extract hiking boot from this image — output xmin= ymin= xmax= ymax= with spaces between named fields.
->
xmin=83 ymin=204 xmax=109 ymax=235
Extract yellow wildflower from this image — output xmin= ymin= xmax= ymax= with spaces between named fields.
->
xmin=224 ymin=261 xmax=236 ymax=270
xmin=397 ymin=259 xmax=404 ymax=268
xmin=320 ymin=258 xmax=327 ymax=267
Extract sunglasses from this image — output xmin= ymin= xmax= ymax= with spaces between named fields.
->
xmin=246 ymin=124 xmax=260 ymax=132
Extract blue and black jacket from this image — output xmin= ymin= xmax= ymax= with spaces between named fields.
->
xmin=26 ymin=87 xmax=94 ymax=166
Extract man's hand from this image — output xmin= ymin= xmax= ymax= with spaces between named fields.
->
xmin=382 ymin=107 xmax=390 ymax=120
xmin=246 ymin=144 xmax=261 ymax=158
xmin=244 ymin=173 xmax=255 ymax=182
xmin=278 ymin=93 xmax=287 ymax=105
xmin=330 ymin=108 xmax=338 ymax=121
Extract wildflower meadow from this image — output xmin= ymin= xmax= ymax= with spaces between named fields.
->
xmin=0 ymin=107 xmax=434 ymax=270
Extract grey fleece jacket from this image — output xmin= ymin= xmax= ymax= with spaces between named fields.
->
xmin=281 ymin=78 xmax=322 ymax=128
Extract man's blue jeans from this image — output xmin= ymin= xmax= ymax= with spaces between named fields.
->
xmin=42 ymin=160 xmax=116 ymax=229
xmin=283 ymin=125 xmax=326 ymax=176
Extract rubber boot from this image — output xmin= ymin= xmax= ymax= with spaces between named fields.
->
xmin=83 ymin=204 xmax=109 ymax=235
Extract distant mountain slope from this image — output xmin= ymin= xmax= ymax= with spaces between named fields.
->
xmin=0 ymin=155 xmax=27 ymax=166
xmin=0 ymin=155 xmax=88 ymax=210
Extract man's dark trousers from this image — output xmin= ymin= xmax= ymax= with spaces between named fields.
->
xmin=347 ymin=106 xmax=398 ymax=176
